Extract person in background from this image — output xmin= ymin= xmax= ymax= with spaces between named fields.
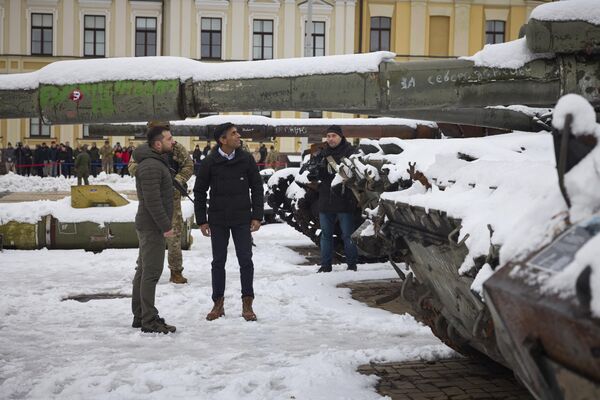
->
xmin=114 ymin=144 xmax=123 ymax=174
xmin=49 ymin=141 xmax=58 ymax=177
xmin=64 ymin=141 xmax=74 ymax=178
xmin=74 ymin=144 xmax=91 ymax=185
xmin=120 ymin=145 xmax=131 ymax=177
xmin=265 ymin=145 xmax=279 ymax=170
xmin=193 ymin=144 xmax=202 ymax=175
xmin=202 ymin=141 xmax=211 ymax=156
xmin=100 ymin=140 xmax=113 ymax=174
xmin=89 ymin=142 xmax=100 ymax=177
xmin=22 ymin=144 xmax=33 ymax=176
xmin=258 ymin=142 xmax=267 ymax=170
xmin=33 ymin=144 xmax=44 ymax=176
xmin=3 ymin=142 xmax=15 ymax=173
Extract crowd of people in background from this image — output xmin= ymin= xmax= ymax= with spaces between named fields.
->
xmin=1 ymin=139 xmax=283 ymax=178
xmin=0 ymin=141 xmax=135 ymax=178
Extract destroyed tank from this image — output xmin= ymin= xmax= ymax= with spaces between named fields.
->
xmin=0 ymin=1 xmax=599 ymax=398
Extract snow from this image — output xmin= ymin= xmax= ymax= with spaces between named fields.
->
xmin=0 ymin=172 xmax=140 ymax=193
xmin=487 ymin=105 xmax=552 ymax=118
xmin=0 ymin=196 xmax=195 ymax=225
xmin=552 ymin=94 xmax=599 ymax=136
xmin=362 ymin=132 xmax=557 ymax=275
xmin=113 ymin=115 xmax=437 ymax=129
xmin=530 ymin=0 xmax=600 ymax=25
xmin=0 ymin=52 xmax=396 ymax=90
xmin=462 ymin=38 xmax=553 ymax=69
xmin=0 ymin=223 xmax=452 ymax=399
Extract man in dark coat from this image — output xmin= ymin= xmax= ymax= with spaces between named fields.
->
xmin=89 ymin=142 xmax=100 ymax=177
xmin=49 ymin=142 xmax=58 ymax=177
xmin=131 ymin=126 xmax=176 ymax=334
xmin=312 ymin=125 xmax=359 ymax=273
xmin=33 ymin=144 xmax=44 ymax=176
xmin=258 ymin=142 xmax=267 ymax=170
xmin=194 ymin=122 xmax=264 ymax=322
xmin=64 ymin=141 xmax=74 ymax=177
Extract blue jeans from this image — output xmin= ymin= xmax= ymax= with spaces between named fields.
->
xmin=319 ymin=212 xmax=358 ymax=268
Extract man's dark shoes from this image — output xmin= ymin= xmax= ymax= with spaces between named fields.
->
xmin=317 ymin=265 xmax=332 ymax=273
xmin=141 ymin=316 xmax=176 ymax=334
xmin=132 ymin=317 xmax=142 ymax=328
xmin=347 ymin=264 xmax=357 ymax=271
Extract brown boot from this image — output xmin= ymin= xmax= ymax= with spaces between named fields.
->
xmin=169 ymin=270 xmax=188 ymax=284
xmin=242 ymin=296 xmax=257 ymax=321
xmin=206 ymin=297 xmax=225 ymax=321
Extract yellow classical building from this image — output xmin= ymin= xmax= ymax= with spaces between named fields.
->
xmin=0 ymin=0 xmax=547 ymax=152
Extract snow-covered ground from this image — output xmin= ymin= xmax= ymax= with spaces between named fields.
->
xmin=0 ymin=223 xmax=452 ymax=400
xmin=0 ymin=172 xmax=143 ymax=193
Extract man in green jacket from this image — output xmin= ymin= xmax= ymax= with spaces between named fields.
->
xmin=74 ymin=144 xmax=91 ymax=185
xmin=129 ymin=121 xmax=194 ymax=284
xmin=131 ymin=126 xmax=176 ymax=334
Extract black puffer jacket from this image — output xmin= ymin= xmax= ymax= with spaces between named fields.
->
xmin=133 ymin=143 xmax=174 ymax=233
xmin=194 ymin=148 xmax=263 ymax=227
xmin=316 ymin=138 xmax=357 ymax=213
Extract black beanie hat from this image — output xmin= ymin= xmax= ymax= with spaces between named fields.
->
xmin=326 ymin=124 xmax=343 ymax=137
xmin=213 ymin=122 xmax=235 ymax=143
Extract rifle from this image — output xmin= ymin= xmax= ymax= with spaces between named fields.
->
xmin=169 ymin=167 xmax=194 ymax=203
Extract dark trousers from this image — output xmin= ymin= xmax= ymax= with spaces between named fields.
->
xmin=210 ymin=224 xmax=254 ymax=301
xmin=319 ymin=212 xmax=358 ymax=268
xmin=132 ymin=230 xmax=166 ymax=324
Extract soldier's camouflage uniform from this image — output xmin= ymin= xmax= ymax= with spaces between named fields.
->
xmin=129 ymin=141 xmax=194 ymax=273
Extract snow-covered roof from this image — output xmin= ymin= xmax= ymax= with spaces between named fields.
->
xmin=530 ymin=0 xmax=600 ymax=25
xmin=0 ymin=52 xmax=396 ymax=90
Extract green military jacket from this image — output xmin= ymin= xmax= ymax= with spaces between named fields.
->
xmin=129 ymin=141 xmax=194 ymax=199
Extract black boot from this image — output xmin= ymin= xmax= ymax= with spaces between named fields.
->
xmin=132 ymin=317 xmax=142 ymax=328
xmin=141 ymin=315 xmax=176 ymax=334
xmin=317 ymin=265 xmax=332 ymax=273
xmin=347 ymin=264 xmax=357 ymax=271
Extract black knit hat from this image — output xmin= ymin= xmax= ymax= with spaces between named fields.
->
xmin=214 ymin=122 xmax=235 ymax=143
xmin=326 ymin=124 xmax=343 ymax=137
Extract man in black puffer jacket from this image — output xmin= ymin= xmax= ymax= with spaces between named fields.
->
xmin=194 ymin=122 xmax=264 ymax=322
xmin=312 ymin=125 xmax=359 ymax=273
xmin=131 ymin=126 xmax=177 ymax=334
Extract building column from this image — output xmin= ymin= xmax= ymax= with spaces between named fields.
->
xmin=333 ymin=0 xmax=345 ymax=55
xmin=167 ymin=0 xmax=181 ymax=56
xmin=453 ymin=3 xmax=470 ymax=56
xmin=9 ymin=0 xmax=21 ymax=54
xmin=231 ymin=0 xmax=245 ymax=60
xmin=344 ymin=0 xmax=356 ymax=54
xmin=180 ymin=0 xmax=192 ymax=57
xmin=410 ymin=1 xmax=427 ymax=56
xmin=61 ymin=0 xmax=74 ymax=56
xmin=283 ymin=0 xmax=296 ymax=58
xmin=114 ymin=0 xmax=127 ymax=56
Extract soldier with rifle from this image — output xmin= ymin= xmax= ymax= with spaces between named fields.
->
xmin=129 ymin=121 xmax=195 ymax=284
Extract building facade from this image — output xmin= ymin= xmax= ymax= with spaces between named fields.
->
xmin=0 ymin=0 xmax=545 ymax=153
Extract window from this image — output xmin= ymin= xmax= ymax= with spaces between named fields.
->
xmin=84 ymin=15 xmax=106 ymax=57
xmin=308 ymin=111 xmax=322 ymax=118
xmin=253 ymin=19 xmax=273 ymax=60
xmin=30 ymin=118 xmax=51 ymax=137
xmin=252 ymin=111 xmax=272 ymax=117
xmin=305 ymin=21 xmax=325 ymax=57
xmin=369 ymin=17 xmax=391 ymax=52
xmin=135 ymin=17 xmax=157 ymax=57
xmin=31 ymin=13 xmax=53 ymax=55
xmin=486 ymin=20 xmax=505 ymax=45
xmin=201 ymin=17 xmax=222 ymax=59
xmin=82 ymin=124 xmax=90 ymax=137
